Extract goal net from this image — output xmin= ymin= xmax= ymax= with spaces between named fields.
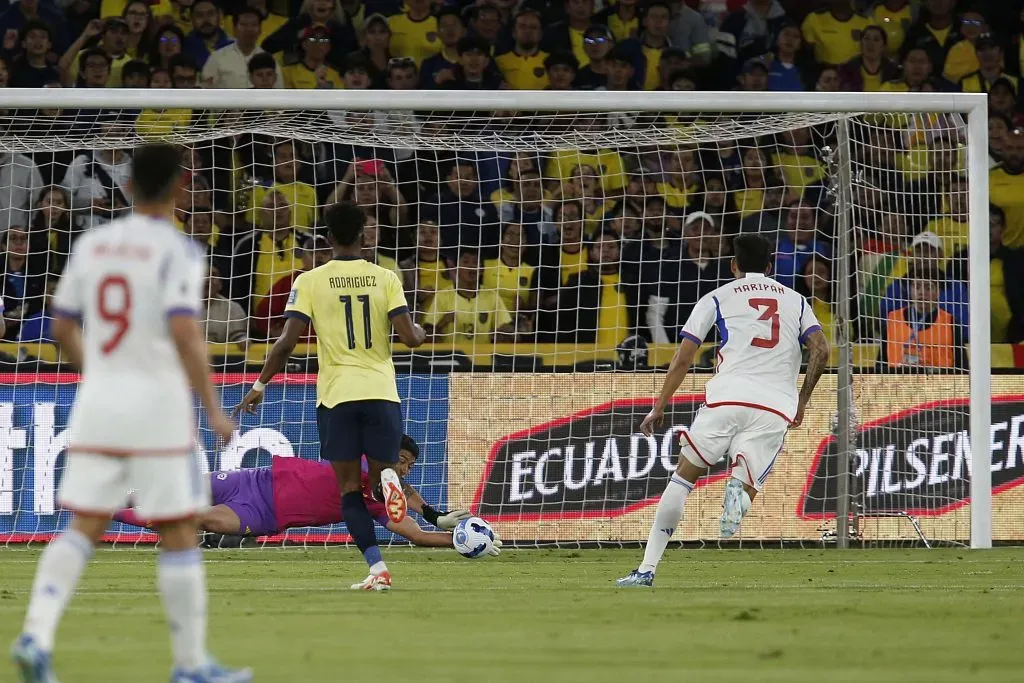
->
xmin=0 ymin=90 xmax=994 ymax=549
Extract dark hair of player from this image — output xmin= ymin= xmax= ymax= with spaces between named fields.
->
xmin=400 ymin=434 xmax=419 ymax=459
xmin=131 ymin=144 xmax=184 ymax=203
xmin=324 ymin=201 xmax=366 ymax=247
xmin=733 ymin=233 xmax=773 ymax=274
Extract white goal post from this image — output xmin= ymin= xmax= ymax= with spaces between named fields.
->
xmin=0 ymin=88 xmax=992 ymax=549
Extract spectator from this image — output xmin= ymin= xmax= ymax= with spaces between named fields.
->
xmin=621 ymin=0 xmax=671 ymax=91
xmin=224 ymin=0 xmax=288 ymax=44
xmin=495 ymin=9 xmax=548 ymax=90
xmin=253 ymin=234 xmax=331 ymax=338
xmin=27 ymin=185 xmax=73 ymax=269
xmin=162 ymin=0 xmax=196 ymax=34
xmin=796 ymin=256 xmax=842 ymax=347
xmin=880 ymin=46 xmax=933 ymax=92
xmin=0 ymin=148 xmax=44 ymax=232
xmin=9 ymin=20 xmax=60 ymax=87
xmin=419 ymin=6 xmax=463 ymax=88
xmin=880 ymin=262 xmax=965 ymax=370
xmin=60 ymin=17 xmax=129 ymax=86
xmin=181 ymin=205 xmax=231 ymax=278
xmin=282 ymin=24 xmax=344 ymax=89
xmin=121 ymin=0 xmax=153 ymax=60
xmin=181 ymin=0 xmax=231 ymax=69
xmin=717 ymin=0 xmax=788 ymax=83
xmin=0 ymin=226 xmax=48 ymax=339
xmin=65 ymin=0 xmax=100 ymax=45
xmin=989 ymin=113 xmax=1011 ymax=167
xmin=595 ymin=0 xmax=638 ymax=42
xmin=536 ymin=200 xmax=587 ymax=336
xmin=16 ymin=276 xmax=57 ymax=343
xmin=203 ymin=265 xmax=249 ymax=345
xmin=247 ymin=51 xmax=278 ymax=88
xmin=0 ymin=0 xmax=69 ymax=54
xmin=680 ymin=211 xmax=728 ymax=294
xmin=556 ymin=227 xmax=632 ymax=347
xmin=557 ymin=162 xmax=617 ymax=229
xmin=202 ymin=6 xmax=282 ymax=89
xmin=800 ymin=0 xmax=870 ymax=67
xmin=148 ymin=24 xmax=184 ymax=70
xmin=989 ymin=129 xmax=1024 ymax=249
xmin=839 ymin=25 xmax=900 ymax=92
xmin=542 ymin=0 xmax=594 ymax=69
xmin=901 ymin=0 xmax=961 ymax=76
xmin=666 ymin=0 xmax=712 ymax=71
xmin=765 ymin=22 xmax=808 ymax=92
xmin=734 ymin=146 xmax=774 ymax=218
xmin=774 ymin=202 xmax=831 ymax=290
xmin=943 ymin=7 xmax=987 ymax=83
xmin=467 ymin=3 xmax=504 ymax=48
xmin=656 ymin=148 xmax=699 ymax=210
xmin=70 ymin=46 xmax=110 ymax=87
xmin=61 ymin=122 xmax=131 ymax=231
xmin=120 ymin=58 xmax=149 ymax=86
xmin=339 ymin=50 xmax=371 ymax=88
xmin=249 ymin=140 xmax=318 ymax=229
xmin=387 ymin=0 xmax=437 ymax=67
xmin=499 ymin=166 xmax=550 ymax=249
xmin=737 ymin=56 xmax=768 ymax=91
xmin=326 ymin=159 xmax=407 ymax=246
xmin=773 ymin=127 xmax=826 ymax=196
xmin=947 ymin=204 xmax=1023 ymax=344
xmin=544 ymin=50 xmax=578 ymax=90
xmin=545 ymin=124 xmax=627 ymax=196
xmin=428 ymin=157 xmax=500 ymax=252
xmin=262 ymin=0 xmax=357 ymax=71
xmin=422 ymin=248 xmax=515 ymax=344
xmin=959 ymin=33 xmax=1015 ymax=94
xmin=814 ymin=64 xmax=841 ymax=92
xmin=150 ymin=65 xmax=171 ymax=87
xmin=987 ymin=77 xmax=1018 ymax=123
xmin=869 ymin=0 xmax=915 ymax=57
xmin=359 ymin=13 xmax=392 ymax=87
xmin=399 ymin=219 xmax=451 ymax=315
xmin=575 ymin=24 xmax=613 ymax=89
xmin=878 ymin=231 xmax=967 ymax=327
xmin=169 ymin=49 xmax=198 ymax=87
xmin=232 ymin=189 xmax=306 ymax=310
xmin=924 ymin=174 xmax=968 ymax=257
xmin=602 ymin=45 xmax=636 ymax=91
xmin=438 ymin=35 xmax=500 ymax=89
xmin=361 ymin=215 xmax=401 ymax=278
xmin=483 ymin=222 xmax=536 ymax=320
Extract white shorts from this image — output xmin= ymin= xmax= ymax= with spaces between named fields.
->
xmin=59 ymin=451 xmax=210 ymax=522
xmin=679 ymin=404 xmax=789 ymax=491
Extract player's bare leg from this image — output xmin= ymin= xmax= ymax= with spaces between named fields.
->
xmin=330 ymin=461 xmax=392 ymax=591
xmin=196 ymin=506 xmax=244 ymax=536
xmin=617 ymin=458 xmax=706 ymax=588
xmin=720 ymin=478 xmax=758 ymax=539
xmin=13 ymin=513 xmax=107 ymax=683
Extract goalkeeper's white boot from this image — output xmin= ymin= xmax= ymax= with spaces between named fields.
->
xmin=720 ymin=478 xmax=751 ymax=539
xmin=350 ymin=571 xmax=392 ymax=591
xmin=170 ymin=660 xmax=253 ymax=683
xmin=10 ymin=634 xmax=59 ymax=683
xmin=380 ymin=469 xmax=407 ymax=523
xmin=616 ymin=570 xmax=655 ymax=588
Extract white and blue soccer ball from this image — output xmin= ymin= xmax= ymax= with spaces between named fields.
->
xmin=452 ymin=517 xmax=495 ymax=559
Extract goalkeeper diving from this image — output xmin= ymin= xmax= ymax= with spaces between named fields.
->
xmin=114 ymin=435 xmax=501 ymax=564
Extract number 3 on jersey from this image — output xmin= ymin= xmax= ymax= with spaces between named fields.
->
xmin=748 ymin=298 xmax=780 ymax=349
xmin=98 ymin=275 xmax=132 ymax=355
xmin=339 ymin=294 xmax=372 ymax=349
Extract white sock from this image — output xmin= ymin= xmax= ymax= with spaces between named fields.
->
xmin=23 ymin=529 xmax=94 ymax=651
xmin=157 ymin=549 xmax=208 ymax=670
xmin=639 ymin=475 xmax=693 ymax=573
xmin=369 ymin=561 xmax=388 ymax=576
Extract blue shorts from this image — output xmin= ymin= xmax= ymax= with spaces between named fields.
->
xmin=317 ymin=400 xmax=401 ymax=464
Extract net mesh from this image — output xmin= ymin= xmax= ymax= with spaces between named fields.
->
xmin=0 ymin=104 xmax=987 ymax=548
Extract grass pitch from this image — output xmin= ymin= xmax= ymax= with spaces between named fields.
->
xmin=0 ymin=547 xmax=1021 ymax=683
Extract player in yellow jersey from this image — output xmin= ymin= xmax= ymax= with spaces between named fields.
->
xmin=236 ymin=202 xmax=425 ymax=592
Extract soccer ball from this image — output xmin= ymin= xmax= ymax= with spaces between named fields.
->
xmin=452 ymin=517 xmax=495 ymax=559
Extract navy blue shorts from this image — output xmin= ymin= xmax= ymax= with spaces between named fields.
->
xmin=317 ymin=400 xmax=402 ymax=464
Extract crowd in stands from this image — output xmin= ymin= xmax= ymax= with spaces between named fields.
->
xmin=1 ymin=0 xmax=1024 ymax=371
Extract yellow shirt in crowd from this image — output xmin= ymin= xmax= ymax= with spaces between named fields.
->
xmin=388 ymin=12 xmax=439 ymax=67
xmin=495 ymin=50 xmax=550 ymax=89
xmin=800 ymin=9 xmax=871 ymax=65
xmin=423 ymin=288 xmax=513 ymax=343
xmin=482 ymin=258 xmax=534 ymax=313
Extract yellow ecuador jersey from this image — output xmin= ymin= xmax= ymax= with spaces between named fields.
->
xmin=735 ymin=188 xmax=764 ymax=218
xmin=388 ymin=12 xmax=439 ymax=66
xmin=607 ymin=13 xmax=638 ymax=42
xmin=641 ymin=43 xmax=662 ymax=90
xmin=281 ymin=61 xmax=344 ymax=90
xmin=943 ymin=40 xmax=979 ymax=83
xmin=960 ymin=71 xmax=1018 ymax=94
xmin=422 ymin=288 xmax=512 ymax=342
xmin=482 ymin=258 xmax=534 ymax=312
xmin=870 ymin=2 xmax=911 ymax=57
xmin=250 ymin=182 xmax=319 ymax=229
xmin=800 ymin=9 xmax=870 ymax=65
xmin=596 ymin=272 xmax=629 ymax=348
xmin=252 ymin=231 xmax=305 ymax=303
xmin=224 ymin=12 xmax=289 ymax=43
xmin=773 ymin=152 xmax=827 ymax=192
xmin=569 ymin=26 xmax=589 ymax=68
xmin=495 ymin=50 xmax=549 ymax=89
xmin=416 ymin=258 xmax=452 ymax=293
xmin=136 ymin=108 xmax=193 ymax=139
xmin=989 ymin=166 xmax=1024 ymax=248
xmin=545 ymin=149 xmax=627 ymax=192
xmin=285 ymin=257 xmax=409 ymax=406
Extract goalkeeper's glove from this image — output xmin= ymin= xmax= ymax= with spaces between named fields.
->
xmin=421 ymin=504 xmax=472 ymax=530
xmin=486 ymin=536 xmax=503 ymax=557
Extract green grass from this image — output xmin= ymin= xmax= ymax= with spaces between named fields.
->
xmin=1 ymin=548 xmax=1022 ymax=682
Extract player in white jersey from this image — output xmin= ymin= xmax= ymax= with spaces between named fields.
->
xmin=11 ymin=144 xmax=252 ymax=683
xmin=618 ymin=234 xmax=830 ymax=587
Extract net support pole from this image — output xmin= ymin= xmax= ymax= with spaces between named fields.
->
xmin=834 ymin=118 xmax=855 ymax=549
xmin=966 ymin=101 xmax=992 ymax=549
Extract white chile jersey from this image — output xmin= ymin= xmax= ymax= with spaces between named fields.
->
xmin=52 ymin=215 xmax=206 ymax=453
xmin=680 ymin=272 xmax=821 ymax=423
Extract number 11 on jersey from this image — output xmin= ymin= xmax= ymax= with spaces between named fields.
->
xmin=339 ymin=294 xmax=372 ymax=349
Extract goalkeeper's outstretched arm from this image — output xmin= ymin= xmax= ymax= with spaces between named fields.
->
xmin=792 ymin=328 xmax=830 ymax=428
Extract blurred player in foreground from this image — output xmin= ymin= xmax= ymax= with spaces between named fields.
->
xmin=112 ymin=435 xmax=502 ymax=568
xmin=11 ymin=144 xmax=251 ymax=683
xmin=235 ymin=201 xmax=426 ymax=591
xmin=618 ymin=234 xmax=830 ymax=587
